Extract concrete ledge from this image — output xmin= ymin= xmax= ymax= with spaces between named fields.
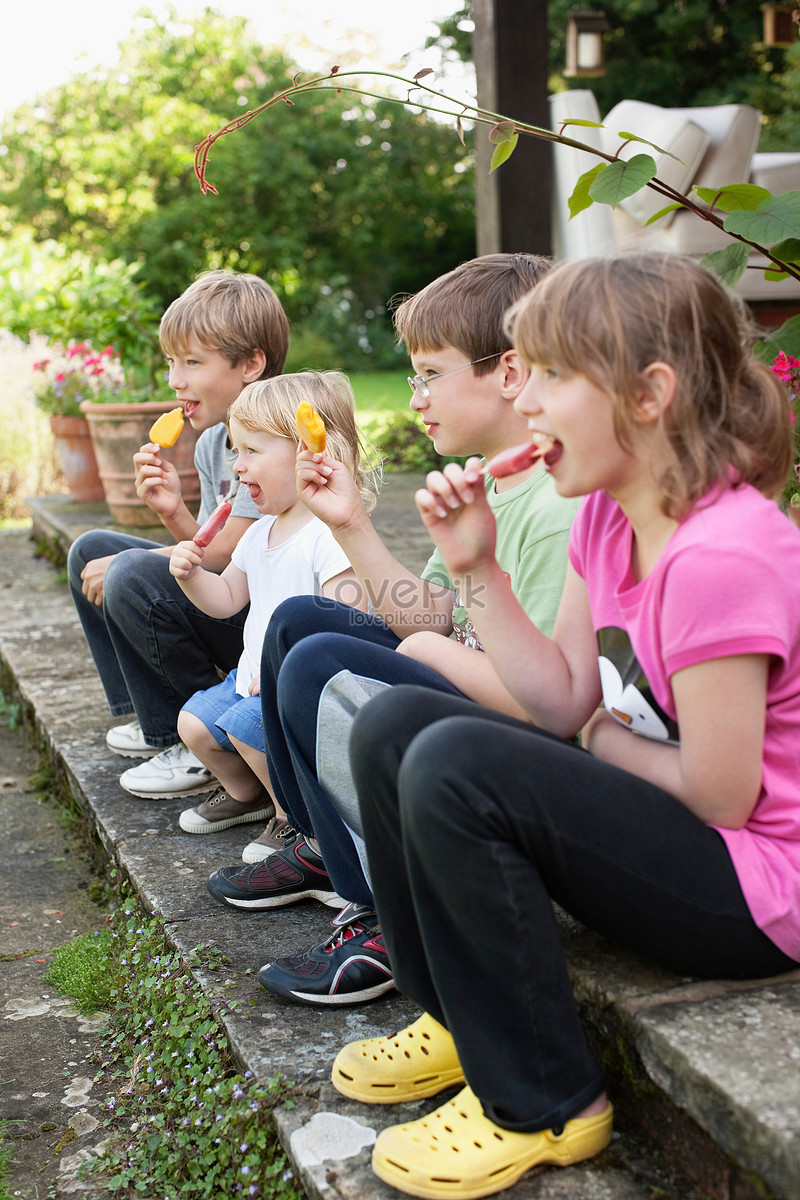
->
xmin=4 ymin=504 xmax=800 ymax=1200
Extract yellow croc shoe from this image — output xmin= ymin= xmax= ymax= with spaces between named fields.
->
xmin=372 ymin=1084 xmax=613 ymax=1199
xmin=332 ymin=1012 xmax=465 ymax=1105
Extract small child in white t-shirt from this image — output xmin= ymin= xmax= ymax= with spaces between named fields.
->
xmin=168 ymin=371 xmax=375 ymax=839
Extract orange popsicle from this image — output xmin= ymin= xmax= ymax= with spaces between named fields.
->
xmin=149 ymin=407 xmax=185 ymax=448
xmin=296 ymin=401 xmax=326 ymax=453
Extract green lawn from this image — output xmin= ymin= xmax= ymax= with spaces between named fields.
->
xmin=350 ymin=371 xmax=411 ymax=425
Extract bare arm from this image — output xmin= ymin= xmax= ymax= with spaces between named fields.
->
xmin=396 ymin=632 xmax=532 ymax=720
xmin=296 ymin=450 xmax=454 ymax=636
xmin=79 ymin=513 xmax=256 ymax=606
xmin=169 ymin=541 xmax=250 ymax=618
xmin=414 ymin=459 xmax=601 ymax=736
xmin=322 ymin=567 xmax=368 ymax=613
xmin=584 ymin=654 xmax=768 ymax=828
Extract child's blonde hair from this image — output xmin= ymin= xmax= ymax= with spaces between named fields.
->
xmin=229 ymin=371 xmax=379 ymax=512
xmin=508 ymin=253 xmax=793 ymax=519
xmin=159 ymin=270 xmax=289 ymax=379
xmin=393 ymin=253 xmax=552 ymax=372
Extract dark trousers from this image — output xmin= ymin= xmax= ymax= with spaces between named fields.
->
xmin=261 ymin=596 xmax=463 ymax=905
xmin=350 ymin=686 xmax=796 ymax=1133
xmin=68 ymin=530 xmax=247 ymax=745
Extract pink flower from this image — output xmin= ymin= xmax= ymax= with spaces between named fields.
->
xmin=771 ymin=351 xmax=800 ymax=382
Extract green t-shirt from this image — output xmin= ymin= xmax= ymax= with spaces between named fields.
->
xmin=421 ymin=468 xmax=580 ymax=649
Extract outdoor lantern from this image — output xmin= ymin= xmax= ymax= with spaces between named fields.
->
xmin=762 ymin=4 xmax=797 ymax=47
xmin=564 ymin=10 xmax=611 ymax=78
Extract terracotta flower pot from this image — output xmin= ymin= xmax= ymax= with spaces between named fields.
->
xmin=81 ymin=400 xmax=201 ymax=526
xmin=49 ymin=414 xmax=105 ymax=502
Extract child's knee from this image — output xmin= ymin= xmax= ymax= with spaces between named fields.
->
xmin=396 ymin=630 xmax=441 ymax=662
xmin=177 ymin=708 xmax=212 ymax=752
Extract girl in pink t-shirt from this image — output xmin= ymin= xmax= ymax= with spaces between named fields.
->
xmin=330 ymin=254 xmax=800 ymax=1200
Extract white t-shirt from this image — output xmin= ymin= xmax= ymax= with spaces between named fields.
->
xmin=230 ymin=515 xmax=352 ymax=695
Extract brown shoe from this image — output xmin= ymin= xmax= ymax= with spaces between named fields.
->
xmin=178 ymin=786 xmax=274 ymax=834
xmin=241 ymin=817 xmax=297 ymax=863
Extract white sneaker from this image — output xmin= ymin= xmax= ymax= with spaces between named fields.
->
xmin=119 ymin=743 xmax=216 ymax=799
xmin=106 ymin=720 xmax=160 ymax=759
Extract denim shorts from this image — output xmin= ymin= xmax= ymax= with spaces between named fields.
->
xmin=181 ymin=669 xmax=266 ymax=754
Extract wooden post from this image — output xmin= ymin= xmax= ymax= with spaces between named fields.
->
xmin=473 ymin=0 xmax=551 ymax=256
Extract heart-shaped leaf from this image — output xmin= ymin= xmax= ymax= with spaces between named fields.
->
xmin=488 ymin=120 xmax=517 ymax=144
xmin=588 ymin=154 xmax=656 ymax=206
xmin=724 ymin=191 xmax=800 ymax=244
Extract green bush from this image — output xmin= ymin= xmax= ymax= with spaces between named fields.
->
xmin=368 ymin=410 xmax=464 ymax=473
xmin=0 ymin=233 xmax=163 ymax=389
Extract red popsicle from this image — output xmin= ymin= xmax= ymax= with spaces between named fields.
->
xmin=486 ymin=434 xmax=556 ymax=478
xmin=193 ymin=498 xmax=232 ymax=547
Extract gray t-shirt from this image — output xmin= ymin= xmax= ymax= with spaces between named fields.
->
xmin=193 ymin=423 xmax=261 ymax=523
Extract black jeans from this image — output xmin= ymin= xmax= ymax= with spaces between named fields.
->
xmin=350 ymin=686 xmax=796 ymax=1134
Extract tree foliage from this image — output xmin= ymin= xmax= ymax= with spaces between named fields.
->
xmin=551 ymin=0 xmax=787 ymax=116
xmin=430 ymin=2 xmax=789 ymax=118
xmin=0 ymin=6 xmax=475 ymax=368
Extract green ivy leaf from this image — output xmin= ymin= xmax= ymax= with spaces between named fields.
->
xmin=701 ymin=242 xmax=749 ymax=287
xmin=569 ymin=164 xmax=605 ymax=217
xmin=755 ymin=313 xmax=800 ymax=362
xmin=724 ymin=191 xmax=800 ymax=244
xmin=588 ymin=154 xmax=656 ymax=206
xmin=490 ymin=132 xmax=519 ymax=172
xmin=694 ymin=184 xmax=771 ymax=212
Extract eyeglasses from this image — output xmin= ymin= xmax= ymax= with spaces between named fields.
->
xmin=407 ymin=353 xmax=502 ymax=399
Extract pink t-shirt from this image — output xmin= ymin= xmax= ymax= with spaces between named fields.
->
xmin=569 ymin=484 xmax=800 ymax=960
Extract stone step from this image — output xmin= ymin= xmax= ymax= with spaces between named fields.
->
xmin=6 ymin=498 xmax=800 ymax=1200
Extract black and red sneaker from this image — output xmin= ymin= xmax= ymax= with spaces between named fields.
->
xmin=205 ymin=837 xmax=344 ymax=910
xmin=257 ymin=903 xmax=395 ymax=1006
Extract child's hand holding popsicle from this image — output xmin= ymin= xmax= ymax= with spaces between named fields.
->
xmin=134 ymin=408 xmax=186 ymax=515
